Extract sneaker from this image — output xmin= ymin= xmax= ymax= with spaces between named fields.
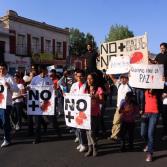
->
xmin=143 ymin=145 xmax=148 ymax=152
xmin=32 ymin=138 xmax=41 ymax=144
xmin=145 ymin=153 xmax=152 ymax=162
xmin=79 ymin=145 xmax=86 ymax=152
xmin=76 ymin=144 xmax=81 ymax=150
xmin=74 ymin=137 xmax=79 ymax=143
xmin=15 ymin=124 xmax=20 ymax=131
xmin=1 ymin=140 xmax=10 ymax=148
xmin=161 ymin=135 xmax=167 ymax=141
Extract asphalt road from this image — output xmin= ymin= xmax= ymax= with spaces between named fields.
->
xmin=0 ymin=102 xmax=167 ymax=167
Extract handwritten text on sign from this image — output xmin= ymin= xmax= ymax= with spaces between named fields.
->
xmin=27 ymin=85 xmax=55 ymax=115
xmin=99 ymin=33 xmax=148 ymax=70
xmin=129 ymin=64 xmax=164 ymax=89
xmin=64 ymin=93 xmax=91 ymax=130
xmin=106 ymin=56 xmax=130 ymax=74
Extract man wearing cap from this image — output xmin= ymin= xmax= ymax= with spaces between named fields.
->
xmin=108 ymin=73 xmax=133 ymax=141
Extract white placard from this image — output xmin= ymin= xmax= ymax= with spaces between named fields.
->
xmin=129 ymin=64 xmax=164 ymax=89
xmin=106 ymin=56 xmax=130 ymax=74
xmin=64 ymin=93 xmax=91 ymax=130
xmin=99 ymin=33 xmax=148 ymax=70
xmin=27 ymin=85 xmax=55 ymax=115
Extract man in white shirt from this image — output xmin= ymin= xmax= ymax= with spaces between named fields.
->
xmin=0 ymin=62 xmax=19 ymax=148
xmin=108 ymin=73 xmax=132 ymax=141
xmin=70 ymin=70 xmax=87 ymax=152
xmin=30 ymin=65 xmax=53 ymax=144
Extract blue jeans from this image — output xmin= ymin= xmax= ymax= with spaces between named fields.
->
xmin=0 ymin=106 xmax=12 ymax=142
xmin=141 ymin=113 xmax=159 ymax=154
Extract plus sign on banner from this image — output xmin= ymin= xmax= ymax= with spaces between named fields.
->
xmin=99 ymin=33 xmax=148 ymax=70
xmin=64 ymin=93 xmax=91 ymax=130
xmin=27 ymin=85 xmax=55 ymax=115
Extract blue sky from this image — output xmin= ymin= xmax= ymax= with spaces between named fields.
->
xmin=0 ymin=0 xmax=166 ymax=53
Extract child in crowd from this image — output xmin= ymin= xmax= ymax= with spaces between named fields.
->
xmin=119 ymin=92 xmax=139 ymax=151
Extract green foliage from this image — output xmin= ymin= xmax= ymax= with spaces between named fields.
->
xmin=105 ymin=24 xmax=134 ymax=42
xmin=69 ymin=28 xmax=97 ymax=56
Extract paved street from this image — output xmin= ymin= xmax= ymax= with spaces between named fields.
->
xmin=0 ymin=103 xmax=167 ymax=167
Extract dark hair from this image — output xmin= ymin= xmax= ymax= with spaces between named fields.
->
xmin=38 ymin=65 xmax=47 ymax=73
xmin=76 ymin=69 xmax=85 ymax=77
xmin=160 ymin=42 xmax=167 ymax=49
xmin=125 ymin=92 xmax=137 ymax=105
xmin=87 ymin=42 xmax=93 ymax=47
xmin=50 ymin=69 xmax=57 ymax=74
xmin=0 ymin=62 xmax=8 ymax=69
xmin=14 ymin=74 xmax=20 ymax=79
xmin=86 ymin=73 xmax=98 ymax=94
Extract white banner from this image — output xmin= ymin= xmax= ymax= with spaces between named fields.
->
xmin=129 ymin=64 xmax=164 ymax=89
xmin=0 ymin=84 xmax=7 ymax=109
xmin=106 ymin=56 xmax=130 ymax=74
xmin=99 ymin=33 xmax=148 ymax=70
xmin=27 ymin=85 xmax=55 ymax=115
xmin=64 ymin=93 xmax=91 ymax=130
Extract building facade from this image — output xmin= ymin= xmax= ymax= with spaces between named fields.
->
xmin=0 ymin=10 xmax=69 ymax=74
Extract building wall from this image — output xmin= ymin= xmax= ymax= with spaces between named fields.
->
xmin=0 ymin=10 xmax=70 ymax=72
xmin=9 ymin=20 xmax=69 ymax=58
xmin=0 ymin=34 xmax=9 ymax=53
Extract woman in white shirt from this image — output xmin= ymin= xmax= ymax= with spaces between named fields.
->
xmin=12 ymin=74 xmax=26 ymax=130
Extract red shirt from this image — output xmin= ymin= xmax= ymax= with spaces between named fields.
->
xmin=145 ymin=90 xmax=159 ymax=114
xmin=90 ymin=87 xmax=104 ymax=116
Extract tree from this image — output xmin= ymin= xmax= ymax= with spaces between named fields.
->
xmin=69 ymin=28 xmax=97 ymax=56
xmin=105 ymin=24 xmax=134 ymax=42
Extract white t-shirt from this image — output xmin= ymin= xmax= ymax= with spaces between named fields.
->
xmin=12 ymin=83 xmax=25 ymax=103
xmin=117 ymin=83 xmax=132 ymax=107
xmin=70 ymin=82 xmax=86 ymax=94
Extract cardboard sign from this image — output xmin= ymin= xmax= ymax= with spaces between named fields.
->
xmin=0 ymin=84 xmax=7 ymax=109
xmin=27 ymin=85 xmax=55 ymax=115
xmin=106 ymin=56 xmax=130 ymax=74
xmin=129 ymin=64 xmax=164 ymax=89
xmin=99 ymin=33 xmax=148 ymax=70
xmin=64 ymin=93 xmax=91 ymax=130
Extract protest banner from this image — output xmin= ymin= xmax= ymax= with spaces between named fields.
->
xmin=27 ymin=85 xmax=55 ymax=115
xmin=0 ymin=83 xmax=7 ymax=109
xmin=99 ymin=33 xmax=148 ymax=70
xmin=129 ymin=64 xmax=164 ymax=89
xmin=64 ymin=93 xmax=91 ymax=130
xmin=106 ymin=56 xmax=130 ymax=74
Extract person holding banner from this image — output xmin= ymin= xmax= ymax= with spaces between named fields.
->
xmin=151 ymin=43 xmax=167 ymax=77
xmin=84 ymin=73 xmax=104 ymax=157
xmin=0 ymin=62 xmax=19 ymax=148
xmin=29 ymin=65 xmax=53 ymax=144
xmin=70 ymin=69 xmax=87 ymax=152
xmin=140 ymin=89 xmax=161 ymax=162
xmin=108 ymin=73 xmax=133 ymax=141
